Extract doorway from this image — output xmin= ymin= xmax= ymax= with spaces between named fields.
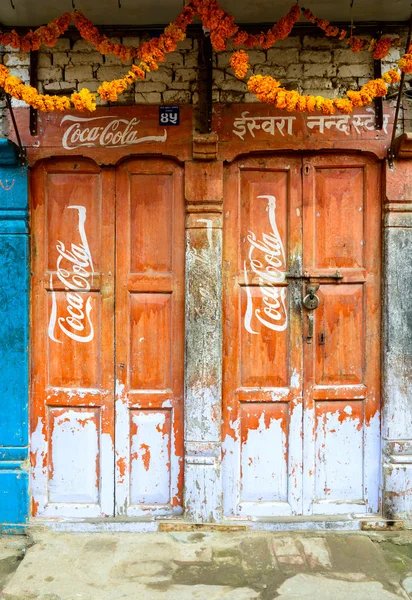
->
xmin=222 ymin=154 xmax=381 ymax=517
xmin=30 ymin=157 xmax=185 ymax=518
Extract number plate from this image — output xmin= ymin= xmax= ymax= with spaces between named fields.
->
xmin=159 ymin=105 xmax=180 ymax=126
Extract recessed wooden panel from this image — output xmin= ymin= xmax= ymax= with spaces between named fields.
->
xmin=47 ymin=291 xmax=100 ymax=388
xmin=314 ymin=167 xmax=364 ymax=269
xmin=315 ymin=401 xmax=364 ymax=502
xmin=240 ymin=403 xmax=288 ymax=503
xmin=46 ymin=173 xmax=101 ymax=274
xmin=130 ymin=173 xmax=173 ymax=274
xmin=48 ymin=407 xmax=100 ymax=504
xmin=130 ymin=410 xmax=171 ymax=505
xmin=240 ymin=286 xmax=288 ymax=387
xmin=129 ymin=293 xmax=172 ymax=390
xmin=239 ymin=169 xmax=288 ymax=275
xmin=315 ymin=285 xmax=363 ymax=386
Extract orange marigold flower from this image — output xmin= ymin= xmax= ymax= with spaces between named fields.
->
xmin=230 ymin=50 xmax=250 ymax=79
xmin=373 ymin=38 xmax=392 ymax=60
xmin=399 ymin=53 xmax=412 ymax=74
xmin=306 ymin=95 xmax=317 ymax=112
xmin=321 ymin=98 xmax=335 ymax=115
xmin=382 ymin=69 xmax=401 ymax=84
xmin=71 ymin=88 xmax=96 ymax=112
xmin=347 ymin=90 xmax=364 ymax=107
xmin=333 ymin=98 xmax=353 ymax=114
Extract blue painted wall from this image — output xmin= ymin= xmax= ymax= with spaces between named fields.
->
xmin=0 ymin=140 xmax=29 ymax=533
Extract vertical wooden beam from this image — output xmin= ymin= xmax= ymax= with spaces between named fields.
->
xmin=184 ymin=137 xmax=223 ymax=522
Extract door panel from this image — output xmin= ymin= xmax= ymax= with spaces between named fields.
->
xmin=115 ymin=159 xmax=185 ymax=517
xmin=31 ymin=159 xmax=115 ymax=517
xmin=302 ymin=155 xmax=381 ymax=515
xmin=223 ymin=153 xmax=381 ymax=518
xmin=222 ymin=157 xmax=303 ymax=517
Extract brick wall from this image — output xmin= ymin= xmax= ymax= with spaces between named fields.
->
xmin=0 ymin=31 xmax=408 ymax=136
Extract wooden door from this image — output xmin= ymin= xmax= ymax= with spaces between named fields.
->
xmin=222 ymin=156 xmax=304 ymax=517
xmin=31 ymin=158 xmax=115 ymax=517
xmin=115 ymin=158 xmax=185 ymax=517
xmin=302 ymin=155 xmax=381 ymax=515
xmin=31 ymin=157 xmax=185 ymax=519
xmin=222 ymin=153 xmax=381 ymax=517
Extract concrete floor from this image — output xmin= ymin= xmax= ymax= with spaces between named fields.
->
xmin=2 ymin=530 xmax=412 ymax=599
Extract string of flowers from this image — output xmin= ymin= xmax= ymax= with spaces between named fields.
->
xmin=301 ymin=7 xmax=401 ymax=59
xmin=247 ymin=68 xmax=400 ymax=114
xmin=0 ymin=1 xmax=408 ymax=113
xmin=0 ymin=13 xmax=72 ymax=51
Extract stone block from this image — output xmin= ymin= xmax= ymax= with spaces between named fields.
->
xmin=72 ymin=39 xmax=95 ymax=53
xmin=77 ymin=80 xmax=100 ymax=93
xmin=52 ymin=52 xmax=70 ymax=67
xmin=53 ymin=38 xmax=71 ymax=51
xmin=274 ymin=36 xmax=302 ymax=49
xmin=71 ymin=52 xmax=104 ymax=65
xmin=220 ymin=90 xmax=244 ymax=103
xmin=8 ymin=67 xmax=30 ymax=82
xmin=96 ymin=65 xmax=132 ymax=82
xmin=185 ymin=52 xmax=198 ymax=68
xmin=146 ymin=67 xmax=173 ymax=84
xmin=301 ymin=87 xmax=338 ymax=98
xmin=300 ymin=538 xmax=332 ymax=569
xmin=334 ymin=49 xmax=372 ymax=65
xmin=254 ymin=65 xmax=286 ymax=78
xmin=286 ymin=63 xmax=303 ymax=79
xmin=121 ymin=36 xmax=140 ymax=47
xmin=338 ymin=64 xmax=372 ymax=78
xmin=217 ymin=52 xmax=233 ymax=69
xmin=303 ymin=35 xmax=342 ymax=49
xmin=38 ymin=53 xmax=52 ymax=68
xmin=220 ymin=78 xmax=247 ymax=92
xmin=244 ymin=93 xmax=260 ymax=103
xmin=213 ymin=69 xmax=225 ymax=84
xmin=3 ymin=52 xmax=30 ymax=67
xmin=134 ymin=91 xmax=162 ymax=104
xmin=304 ymin=63 xmax=337 ymax=78
xmin=174 ymin=68 xmax=197 ymax=82
xmin=65 ymin=65 xmax=93 ymax=82
xmin=165 ymin=52 xmax=184 ymax=66
xmin=104 ymin=55 xmax=132 ymax=66
xmin=300 ymin=50 xmax=332 ymax=64
xmin=246 ymin=50 xmax=266 ymax=64
xmin=302 ymin=77 xmax=333 ymax=90
xmin=267 ymin=48 xmax=299 ymax=66
xmin=43 ymin=81 xmax=76 ymax=92
xmin=168 ymin=82 xmax=191 ymax=90
xmin=134 ymin=81 xmax=166 ymax=92
xmin=162 ymin=90 xmax=192 ymax=104
xmin=177 ymin=37 xmax=193 ymax=50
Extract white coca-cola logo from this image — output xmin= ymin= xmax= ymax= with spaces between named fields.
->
xmin=244 ymin=195 xmax=288 ymax=334
xmin=60 ymin=115 xmax=167 ymax=150
xmin=48 ymin=205 xmax=95 ymax=344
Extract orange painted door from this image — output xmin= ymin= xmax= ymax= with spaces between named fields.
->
xmin=222 ymin=154 xmax=381 ymax=517
xmin=223 ymin=156 xmax=304 ymax=517
xmin=115 ymin=159 xmax=185 ymax=517
xmin=31 ymin=158 xmax=115 ymax=517
xmin=302 ymin=155 xmax=381 ymax=515
xmin=31 ymin=157 xmax=185 ymax=519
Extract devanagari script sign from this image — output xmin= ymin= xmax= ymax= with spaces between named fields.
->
xmin=213 ymin=103 xmax=395 ymax=144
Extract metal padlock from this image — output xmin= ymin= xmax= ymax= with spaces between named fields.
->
xmin=302 ymin=285 xmax=320 ymax=310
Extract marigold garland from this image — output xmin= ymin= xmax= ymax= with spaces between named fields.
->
xmin=301 ymin=7 xmax=401 ymax=60
xmin=0 ymin=1 xmax=407 ymax=113
xmin=247 ymin=68 xmax=401 ymax=114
